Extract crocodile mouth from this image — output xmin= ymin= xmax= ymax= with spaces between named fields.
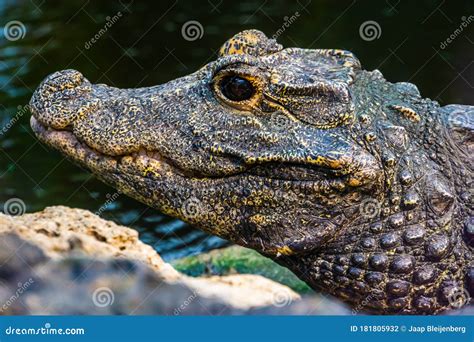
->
xmin=30 ymin=116 xmax=354 ymax=192
xmin=30 ymin=116 xmax=185 ymax=178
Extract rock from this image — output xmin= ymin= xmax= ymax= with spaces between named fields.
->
xmin=0 ymin=233 xmax=48 ymax=281
xmin=172 ymin=245 xmax=313 ymax=293
xmin=0 ymin=235 xmax=346 ymax=315
xmin=0 ymin=206 xmax=301 ymax=314
xmin=0 ymin=206 xmax=177 ymax=278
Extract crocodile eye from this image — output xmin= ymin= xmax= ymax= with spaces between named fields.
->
xmin=220 ymin=75 xmax=255 ymax=102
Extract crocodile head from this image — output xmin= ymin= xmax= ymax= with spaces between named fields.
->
xmin=30 ymin=30 xmax=383 ymax=253
xmin=30 ymin=30 xmax=472 ymax=314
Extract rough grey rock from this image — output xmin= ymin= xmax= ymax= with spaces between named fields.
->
xmin=0 ymin=207 xmax=350 ymax=315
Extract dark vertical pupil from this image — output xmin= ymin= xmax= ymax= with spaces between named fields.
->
xmin=220 ymin=76 xmax=254 ymax=101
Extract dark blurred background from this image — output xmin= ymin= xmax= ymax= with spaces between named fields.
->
xmin=0 ymin=0 xmax=472 ymax=260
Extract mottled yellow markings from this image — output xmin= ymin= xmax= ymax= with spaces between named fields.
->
xmin=249 ymin=214 xmax=266 ymax=225
xmin=210 ymin=145 xmax=224 ymax=154
xmin=305 ymin=155 xmax=343 ymax=169
xmin=74 ymin=100 xmax=99 ymax=121
xmin=347 ymin=177 xmax=362 ymax=187
xmin=142 ymin=166 xmax=160 ymax=178
xmin=343 ymin=60 xmax=355 ymax=68
xmin=76 ymin=109 xmax=88 ymax=119
xmin=245 ymin=156 xmax=257 ymax=164
xmin=329 ymin=49 xmax=352 ymax=58
xmin=128 ymin=106 xmax=140 ymax=114
xmin=359 ymin=114 xmax=370 ymax=124
xmin=403 ymin=196 xmax=418 ymax=207
xmin=219 ymin=31 xmax=261 ymax=56
xmin=390 ymin=105 xmax=421 ymax=123
xmin=364 ymin=132 xmax=377 ymax=142
xmin=276 ymin=246 xmax=293 ymax=255
xmin=339 ymin=112 xmax=355 ymax=126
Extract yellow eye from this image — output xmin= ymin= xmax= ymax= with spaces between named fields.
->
xmin=220 ymin=75 xmax=255 ymax=102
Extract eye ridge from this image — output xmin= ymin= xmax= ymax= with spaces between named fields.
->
xmin=220 ymin=75 xmax=255 ymax=102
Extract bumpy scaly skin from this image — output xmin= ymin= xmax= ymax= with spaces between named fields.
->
xmin=30 ymin=30 xmax=473 ymax=314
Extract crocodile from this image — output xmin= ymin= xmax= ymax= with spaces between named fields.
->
xmin=29 ymin=30 xmax=473 ymax=314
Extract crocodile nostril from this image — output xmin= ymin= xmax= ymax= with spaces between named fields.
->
xmin=29 ymin=69 xmax=95 ymax=130
xmin=41 ymin=69 xmax=87 ymax=94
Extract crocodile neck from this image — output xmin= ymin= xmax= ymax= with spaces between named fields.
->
xmin=272 ymin=71 xmax=471 ymax=314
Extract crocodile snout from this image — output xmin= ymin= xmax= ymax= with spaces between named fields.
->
xmin=30 ymin=69 xmax=97 ymax=130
